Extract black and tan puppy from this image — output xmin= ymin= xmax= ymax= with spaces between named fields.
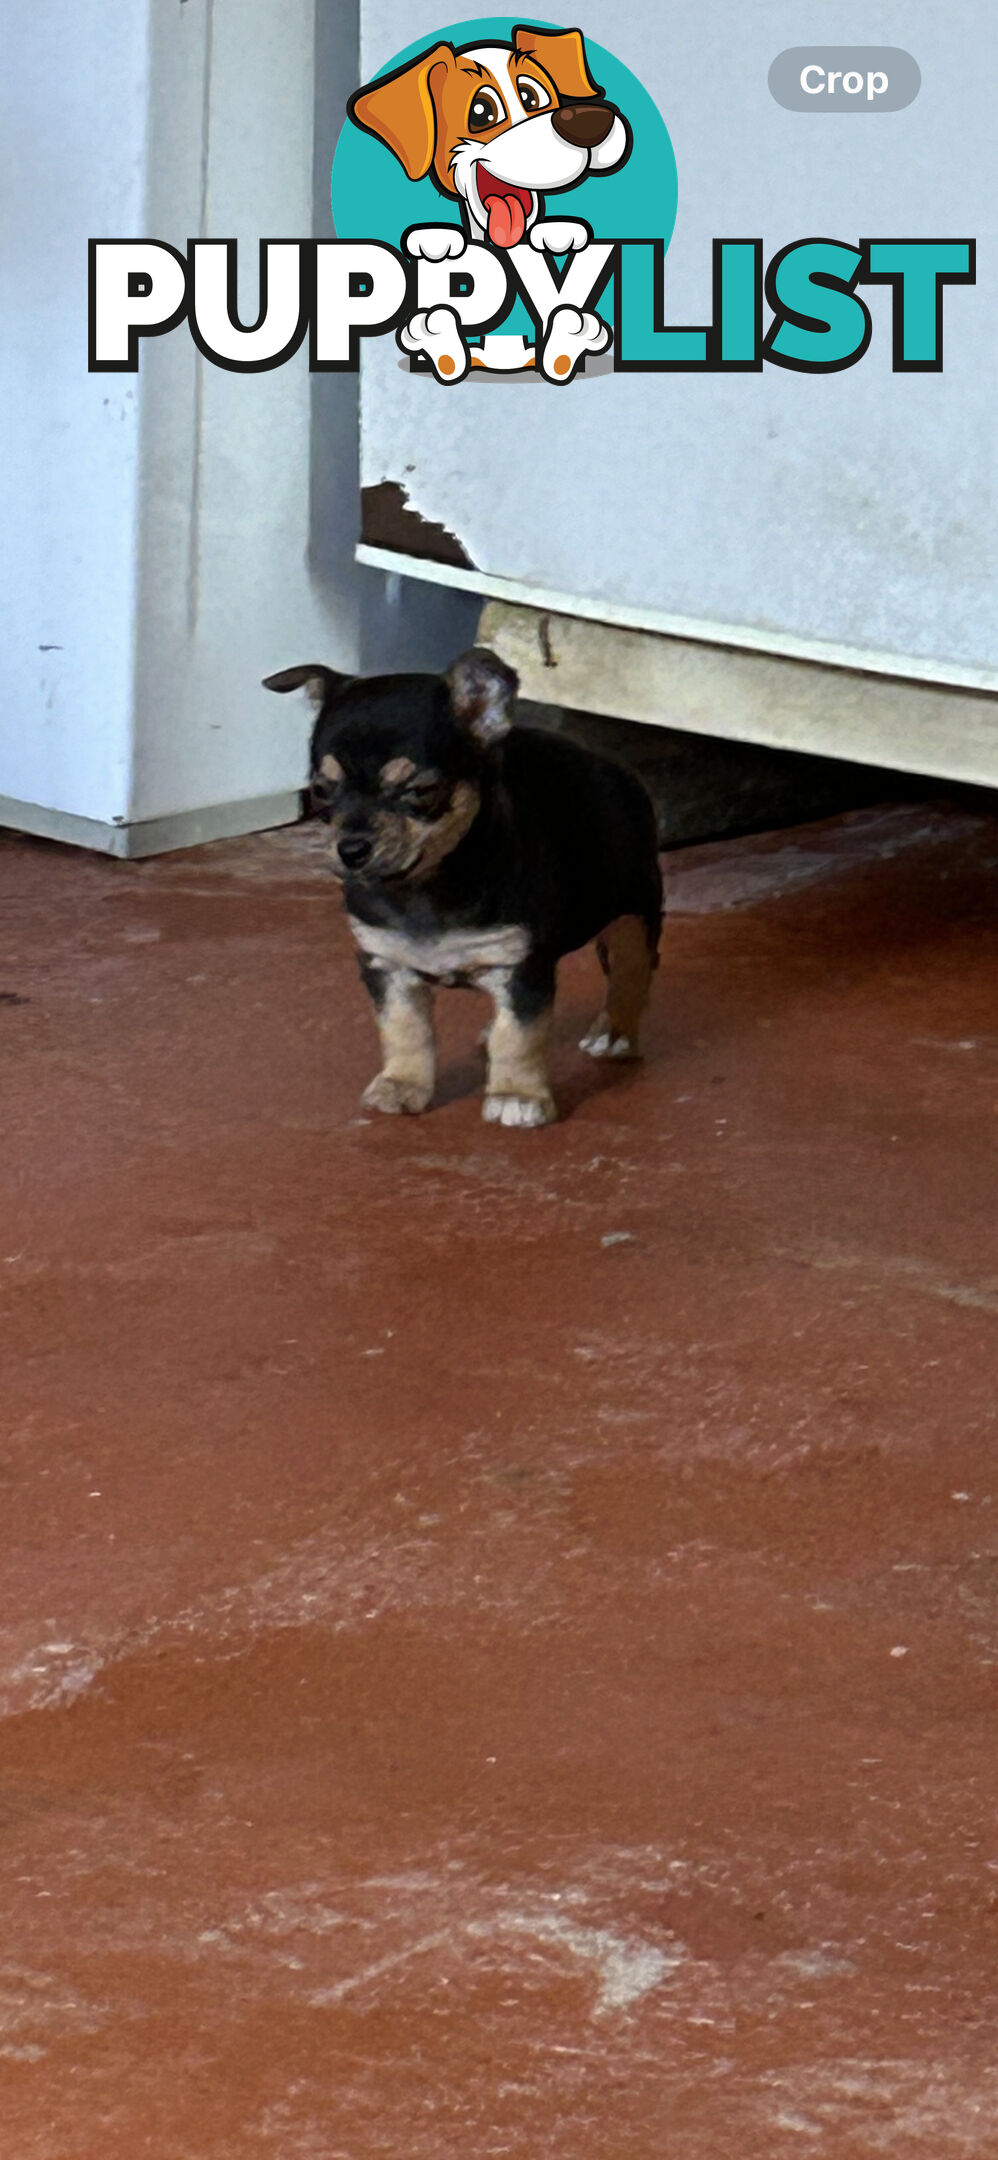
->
xmin=263 ymin=649 xmax=662 ymax=1128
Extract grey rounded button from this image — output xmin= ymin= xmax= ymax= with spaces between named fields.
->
xmin=769 ymin=48 xmax=921 ymax=112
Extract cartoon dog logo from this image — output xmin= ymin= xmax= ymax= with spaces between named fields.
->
xmin=348 ymin=24 xmax=632 ymax=380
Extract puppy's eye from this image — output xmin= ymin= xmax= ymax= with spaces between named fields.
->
xmin=402 ymin=783 xmax=445 ymax=817
xmin=468 ymin=90 xmax=502 ymax=131
xmin=517 ymin=77 xmax=551 ymax=114
xmin=310 ymin=775 xmax=340 ymax=811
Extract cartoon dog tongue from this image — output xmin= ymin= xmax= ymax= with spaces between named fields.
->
xmin=485 ymin=188 xmax=527 ymax=248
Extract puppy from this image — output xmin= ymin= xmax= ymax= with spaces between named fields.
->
xmin=264 ymin=649 xmax=662 ymax=1129
xmin=348 ymin=25 xmax=631 ymax=379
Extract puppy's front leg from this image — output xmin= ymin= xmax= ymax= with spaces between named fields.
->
xmin=405 ymin=227 xmax=468 ymax=264
xmin=360 ymin=962 xmax=436 ymax=1116
xmin=482 ymin=959 xmax=557 ymax=1130
xmin=528 ymin=220 xmax=591 ymax=256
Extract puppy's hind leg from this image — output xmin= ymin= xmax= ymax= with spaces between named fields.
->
xmin=581 ymin=915 xmax=657 ymax=1061
xmin=539 ymin=304 xmax=611 ymax=384
xmin=360 ymin=963 xmax=436 ymax=1115
xmin=398 ymin=305 xmax=470 ymax=383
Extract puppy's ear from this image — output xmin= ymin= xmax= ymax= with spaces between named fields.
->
xmin=447 ymin=648 xmax=518 ymax=745
xmin=348 ymin=44 xmax=456 ymax=181
xmin=513 ymin=25 xmax=602 ymax=101
xmin=262 ymin=664 xmax=349 ymax=709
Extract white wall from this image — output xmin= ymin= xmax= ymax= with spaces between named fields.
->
xmin=360 ymin=0 xmax=998 ymax=692
xmin=1 ymin=0 xmax=477 ymax=852
xmin=0 ymin=0 xmax=151 ymax=829
xmin=130 ymin=0 xmax=352 ymax=833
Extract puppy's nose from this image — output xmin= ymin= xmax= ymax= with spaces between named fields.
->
xmin=338 ymin=833 xmax=373 ymax=868
xmin=552 ymin=101 xmax=616 ymax=148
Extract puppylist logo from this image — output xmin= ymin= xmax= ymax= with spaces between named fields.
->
xmin=88 ymin=17 xmax=975 ymax=383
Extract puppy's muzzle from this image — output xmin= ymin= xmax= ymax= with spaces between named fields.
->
xmin=338 ymin=832 xmax=374 ymax=869
xmin=552 ymin=101 xmax=617 ymax=148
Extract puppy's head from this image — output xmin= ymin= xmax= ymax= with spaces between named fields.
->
xmin=348 ymin=26 xmax=630 ymax=247
xmin=263 ymin=650 xmax=517 ymax=885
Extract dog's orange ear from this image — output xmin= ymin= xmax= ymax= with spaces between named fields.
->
xmin=513 ymin=25 xmax=602 ymax=101
xmin=348 ymin=44 xmax=456 ymax=180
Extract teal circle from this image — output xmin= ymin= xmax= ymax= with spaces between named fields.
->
xmin=331 ymin=17 xmax=677 ymax=250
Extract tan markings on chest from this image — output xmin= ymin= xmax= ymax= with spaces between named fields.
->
xmin=349 ymin=919 xmax=530 ymax=980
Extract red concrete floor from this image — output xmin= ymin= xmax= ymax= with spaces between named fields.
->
xmin=1 ymin=799 xmax=997 ymax=2159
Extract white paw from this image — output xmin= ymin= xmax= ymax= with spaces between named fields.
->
xmin=405 ymin=226 xmax=467 ymax=263
xmin=398 ymin=305 xmax=469 ymax=382
xmin=529 ymin=219 xmax=591 ymax=255
xmin=482 ymin=1092 xmax=558 ymax=1129
xmin=540 ymin=304 xmax=611 ymax=384
xmin=362 ymin=1073 xmax=433 ymax=1115
xmin=579 ymin=1021 xmax=639 ymax=1061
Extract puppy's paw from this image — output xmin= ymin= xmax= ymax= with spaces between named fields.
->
xmin=540 ymin=304 xmax=611 ymax=384
xmin=483 ymin=1091 xmax=558 ymax=1129
xmin=529 ymin=219 xmax=591 ymax=255
xmin=405 ymin=226 xmax=467 ymax=262
xmin=580 ymin=1017 xmax=640 ymax=1061
xmin=398 ymin=306 xmax=469 ymax=382
xmin=362 ymin=1073 xmax=433 ymax=1116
